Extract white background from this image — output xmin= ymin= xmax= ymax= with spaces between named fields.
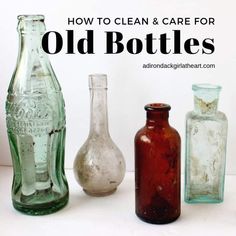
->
xmin=0 ymin=0 xmax=235 ymax=174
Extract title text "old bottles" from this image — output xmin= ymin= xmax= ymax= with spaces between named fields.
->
xmin=42 ymin=30 xmax=214 ymax=55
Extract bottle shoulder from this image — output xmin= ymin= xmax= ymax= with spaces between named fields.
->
xmin=76 ymin=134 xmax=124 ymax=160
xmin=169 ymin=125 xmax=181 ymax=139
xmin=135 ymin=126 xmax=146 ymax=139
xmin=186 ymin=110 xmax=227 ymax=122
xmin=135 ymin=124 xmax=180 ymax=143
xmin=8 ymin=53 xmax=61 ymax=94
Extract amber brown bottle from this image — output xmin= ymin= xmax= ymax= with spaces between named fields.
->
xmin=135 ymin=103 xmax=181 ymax=224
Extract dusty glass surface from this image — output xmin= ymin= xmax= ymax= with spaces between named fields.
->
xmin=185 ymin=84 xmax=227 ymax=203
xmin=6 ymin=15 xmax=69 ymax=215
xmin=74 ymin=74 xmax=126 ymax=196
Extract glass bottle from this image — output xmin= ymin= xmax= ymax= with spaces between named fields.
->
xmin=6 ymin=15 xmax=69 ymax=215
xmin=135 ymin=103 xmax=181 ymax=224
xmin=185 ymin=84 xmax=228 ymax=203
xmin=73 ymin=74 xmax=126 ymax=196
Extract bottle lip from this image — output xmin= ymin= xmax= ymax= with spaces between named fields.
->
xmin=145 ymin=103 xmax=171 ymax=111
xmin=192 ymin=83 xmax=222 ymax=91
xmin=17 ymin=15 xmax=45 ymax=21
xmin=89 ymin=74 xmax=107 ymax=89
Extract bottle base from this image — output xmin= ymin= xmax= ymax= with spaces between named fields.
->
xmin=12 ymin=193 xmax=69 ymax=215
xmin=136 ymin=212 xmax=180 ymax=224
xmin=83 ymin=188 xmax=117 ymax=197
xmin=185 ymin=196 xmax=223 ymax=204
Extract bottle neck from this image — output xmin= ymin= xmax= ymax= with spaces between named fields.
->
xmin=19 ymin=33 xmax=43 ymax=53
xmin=146 ymin=111 xmax=170 ymax=128
xmin=192 ymin=84 xmax=221 ymax=116
xmin=17 ymin=28 xmax=46 ymax=63
xmin=17 ymin=16 xmax=46 ymax=59
xmin=89 ymin=88 xmax=110 ymax=137
xmin=9 ymin=16 xmax=60 ymax=95
xmin=194 ymin=96 xmax=219 ymax=115
xmin=12 ymin=31 xmax=52 ymax=94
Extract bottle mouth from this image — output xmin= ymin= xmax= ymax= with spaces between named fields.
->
xmin=145 ymin=103 xmax=171 ymax=111
xmin=18 ymin=15 xmax=45 ymax=21
xmin=17 ymin=15 xmax=46 ymax=34
xmin=192 ymin=83 xmax=221 ymax=102
xmin=89 ymin=74 xmax=107 ymax=89
xmin=192 ymin=84 xmax=222 ymax=91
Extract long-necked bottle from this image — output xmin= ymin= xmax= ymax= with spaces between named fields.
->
xmin=6 ymin=15 xmax=69 ymax=215
xmin=73 ymin=74 xmax=126 ymax=196
xmin=135 ymin=103 xmax=181 ymax=224
xmin=185 ymin=84 xmax=227 ymax=203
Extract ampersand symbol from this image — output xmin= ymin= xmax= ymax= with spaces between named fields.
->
xmin=153 ymin=18 xmax=158 ymax=25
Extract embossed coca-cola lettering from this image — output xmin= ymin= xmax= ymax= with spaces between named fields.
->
xmin=8 ymin=97 xmax=52 ymax=121
xmin=6 ymin=96 xmax=53 ymax=135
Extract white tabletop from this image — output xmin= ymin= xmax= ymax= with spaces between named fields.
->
xmin=1 ymin=166 xmax=236 ymax=236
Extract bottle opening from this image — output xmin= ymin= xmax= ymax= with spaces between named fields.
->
xmin=192 ymin=83 xmax=221 ymax=104
xmin=192 ymin=84 xmax=222 ymax=91
xmin=145 ymin=103 xmax=171 ymax=111
xmin=18 ymin=15 xmax=45 ymax=21
xmin=89 ymin=74 xmax=107 ymax=89
xmin=17 ymin=15 xmax=46 ymax=34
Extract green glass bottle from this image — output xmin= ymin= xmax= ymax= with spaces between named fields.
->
xmin=185 ymin=84 xmax=227 ymax=203
xmin=6 ymin=15 xmax=69 ymax=215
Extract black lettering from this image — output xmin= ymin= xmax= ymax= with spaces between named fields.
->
xmin=66 ymin=30 xmax=74 ymax=54
xmin=83 ymin=18 xmax=94 ymax=25
xmin=77 ymin=30 xmax=94 ymax=54
xmin=159 ymin=33 xmax=171 ymax=54
xmin=127 ymin=38 xmax=143 ymax=54
xmin=42 ymin=31 xmax=63 ymax=54
xmin=145 ymin=34 xmax=157 ymax=54
xmin=68 ymin=18 xmax=75 ymax=25
xmin=174 ymin=30 xmax=181 ymax=54
xmin=105 ymin=31 xmax=124 ymax=54
xmin=184 ymin=38 xmax=200 ymax=54
xmin=202 ymin=38 xmax=215 ymax=54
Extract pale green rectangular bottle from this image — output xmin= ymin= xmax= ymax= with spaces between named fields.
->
xmin=185 ymin=84 xmax=227 ymax=203
xmin=6 ymin=15 xmax=69 ymax=215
